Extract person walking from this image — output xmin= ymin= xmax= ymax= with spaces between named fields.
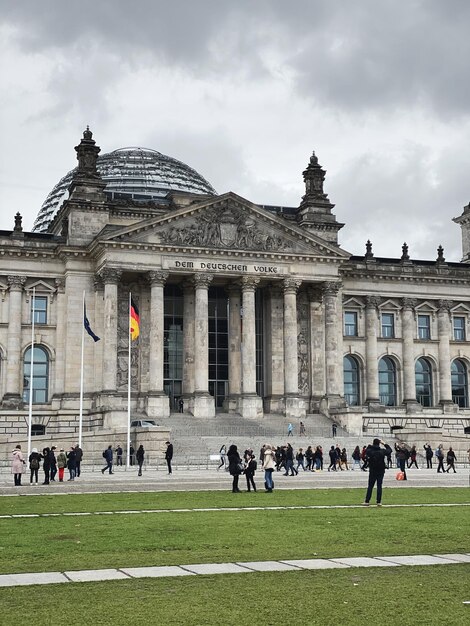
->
xmin=299 ymin=421 xmax=306 ymax=437
xmin=446 ymin=447 xmax=457 ymax=473
xmin=262 ymin=444 xmax=276 ymax=493
xmin=227 ymin=444 xmax=242 ymax=493
xmin=305 ymin=445 xmax=313 ymax=471
xmin=57 ymin=448 xmax=67 ymax=482
xmin=296 ymin=448 xmax=306 ymax=471
xmin=165 ymin=441 xmax=173 ymax=474
xmin=136 ymin=444 xmax=145 ymax=476
xmin=363 ymin=439 xmax=392 ymax=506
xmin=217 ymin=444 xmax=227 ymax=471
xmin=408 ymin=445 xmax=419 ymax=469
xmin=28 ymin=448 xmax=42 ymax=485
xmin=42 ymin=447 xmax=51 ymax=485
xmin=284 ymin=443 xmax=298 ymax=475
xmin=101 ymin=445 xmax=113 ymax=475
xmin=11 ymin=445 xmax=25 ymax=486
xmin=340 ymin=448 xmax=349 ymax=471
xmin=360 ymin=446 xmax=368 ymax=470
xmin=352 ymin=446 xmax=361 ymax=470
xmin=335 ymin=444 xmax=342 ymax=470
xmin=287 ymin=423 xmax=294 ymax=437
xmin=328 ymin=445 xmax=337 ymax=471
xmin=423 ymin=444 xmax=433 ymax=469
xmin=66 ymin=446 xmax=77 ymax=481
xmin=245 ymin=454 xmax=257 ymax=492
xmin=436 ymin=444 xmax=445 ymax=473
xmin=75 ymin=445 xmax=83 ymax=477
xmin=314 ymin=446 xmax=323 ymax=471
xmin=50 ymin=446 xmax=57 ymax=481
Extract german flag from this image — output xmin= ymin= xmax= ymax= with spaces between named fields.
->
xmin=130 ymin=298 xmax=140 ymax=340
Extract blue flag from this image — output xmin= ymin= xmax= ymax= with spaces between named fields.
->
xmin=84 ymin=301 xmax=100 ymax=342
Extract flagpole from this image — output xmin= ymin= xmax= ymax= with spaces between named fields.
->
xmin=78 ymin=290 xmax=85 ymax=448
xmin=127 ymin=292 xmax=132 ymax=469
xmin=27 ymin=287 xmax=36 ymax=459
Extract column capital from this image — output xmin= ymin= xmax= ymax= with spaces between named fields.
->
xmin=307 ymin=285 xmax=323 ymax=303
xmin=323 ymin=281 xmax=341 ymax=297
xmin=365 ymin=295 xmax=381 ymax=310
xmin=401 ymin=297 xmax=417 ymax=311
xmin=283 ymin=278 xmax=302 ymax=295
xmin=193 ymin=273 xmax=213 ymax=289
xmin=438 ymin=299 xmax=453 ymax=313
xmin=93 ymin=275 xmax=104 ymax=291
xmin=7 ymin=275 xmax=26 ymax=291
xmin=240 ymin=276 xmax=260 ymax=292
xmin=99 ymin=267 xmax=122 ymax=285
xmin=147 ymin=270 xmax=169 ymax=286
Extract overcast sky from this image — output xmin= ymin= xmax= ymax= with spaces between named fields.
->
xmin=1 ymin=0 xmax=469 ymax=260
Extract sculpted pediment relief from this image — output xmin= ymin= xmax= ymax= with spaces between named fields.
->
xmin=105 ymin=193 xmax=349 ymax=258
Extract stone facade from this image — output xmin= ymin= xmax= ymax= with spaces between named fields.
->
xmin=1 ymin=129 xmax=470 ymax=443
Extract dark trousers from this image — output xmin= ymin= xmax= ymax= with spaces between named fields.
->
xmin=437 ymin=457 xmax=445 ymax=472
xmin=14 ymin=473 xmax=22 ymax=486
xmin=426 ymin=458 xmax=432 ymax=469
xmin=166 ymin=458 xmax=172 ymax=474
xmin=365 ymin=471 xmax=385 ymax=504
xmin=284 ymin=459 xmax=297 ymax=475
xmin=446 ymin=461 xmax=456 ymax=473
xmin=137 ymin=461 xmax=143 ymax=476
xmin=102 ymin=461 xmax=112 ymax=474
xmin=398 ymin=458 xmax=407 ymax=479
xmin=116 ymin=456 xmax=123 ymax=466
xmin=76 ymin=461 xmax=81 ymax=477
xmin=408 ymin=460 xmax=418 ymax=469
xmin=50 ymin=465 xmax=57 ymax=481
xmin=30 ymin=468 xmax=38 ymax=483
xmin=43 ymin=469 xmax=50 ymax=484
xmin=232 ymin=474 xmax=240 ymax=492
xmin=246 ymin=474 xmax=256 ymax=491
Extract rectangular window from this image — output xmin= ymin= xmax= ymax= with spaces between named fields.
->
xmin=344 ymin=311 xmax=358 ymax=336
xmin=381 ymin=313 xmax=395 ymax=338
xmin=453 ymin=316 xmax=466 ymax=341
xmin=418 ymin=314 xmax=431 ymax=340
xmin=32 ymin=296 xmax=47 ymax=325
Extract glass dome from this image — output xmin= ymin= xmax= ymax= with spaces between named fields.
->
xmin=33 ymin=147 xmax=217 ymax=232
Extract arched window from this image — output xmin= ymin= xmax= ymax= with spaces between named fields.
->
xmin=451 ymin=359 xmax=468 ymax=408
xmin=344 ymin=355 xmax=360 ymax=406
xmin=379 ymin=357 xmax=397 ymax=406
xmin=415 ymin=358 xmax=433 ymax=407
xmin=23 ymin=346 xmax=49 ymax=404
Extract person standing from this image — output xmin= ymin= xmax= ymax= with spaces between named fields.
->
xmin=296 ymin=448 xmax=306 ymax=471
xmin=284 ymin=443 xmax=298 ymax=476
xmin=50 ymin=446 xmax=57 ymax=481
xmin=287 ymin=423 xmax=294 ymax=437
xmin=363 ymin=438 xmax=392 ymax=506
xmin=115 ymin=445 xmax=123 ymax=467
xmin=299 ymin=421 xmax=306 ymax=437
xmin=262 ymin=444 xmax=276 ymax=493
xmin=394 ymin=443 xmax=408 ymax=480
xmin=423 ymin=444 xmax=433 ymax=469
xmin=360 ymin=446 xmax=368 ymax=470
xmin=217 ymin=444 xmax=227 ymax=471
xmin=335 ymin=444 xmax=342 ymax=470
xmin=227 ymin=444 xmax=242 ymax=493
xmin=178 ymin=398 xmax=184 ymax=413
xmin=446 ymin=447 xmax=457 ymax=473
xmin=129 ymin=445 xmax=135 ymax=466
xmin=352 ymin=446 xmax=361 ymax=470
xmin=75 ymin=445 xmax=83 ymax=477
xmin=328 ymin=445 xmax=337 ymax=471
xmin=165 ymin=441 xmax=173 ymax=475
xmin=408 ymin=445 xmax=419 ymax=469
xmin=42 ymin=447 xmax=51 ymax=485
xmin=305 ymin=445 xmax=313 ymax=471
xmin=136 ymin=444 xmax=145 ymax=476
xmin=57 ymin=448 xmax=67 ymax=482
xmin=11 ymin=445 xmax=25 ymax=486
xmin=29 ymin=448 xmax=42 ymax=485
xmin=245 ymin=454 xmax=257 ymax=492
xmin=332 ymin=423 xmax=337 ymax=437
xmin=66 ymin=446 xmax=77 ymax=481
xmin=101 ymin=445 xmax=113 ymax=475
xmin=436 ymin=444 xmax=445 ymax=473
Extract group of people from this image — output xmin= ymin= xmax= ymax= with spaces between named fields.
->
xmin=11 ymin=444 xmax=83 ymax=486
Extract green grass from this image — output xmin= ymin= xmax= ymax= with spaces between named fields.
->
xmin=0 ymin=488 xmax=468 ymax=574
xmin=1 ymin=566 xmax=469 ymax=625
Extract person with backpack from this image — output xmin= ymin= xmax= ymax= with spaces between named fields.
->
xmin=363 ymin=439 xmax=392 ymax=506
xmin=101 ymin=445 xmax=113 ymax=475
xmin=56 ymin=448 xmax=67 ymax=482
xmin=245 ymin=454 xmax=257 ymax=492
xmin=28 ymin=448 xmax=42 ymax=485
xmin=445 ymin=447 xmax=457 ymax=473
xmin=436 ymin=444 xmax=445 ymax=473
xmin=66 ymin=446 xmax=77 ymax=481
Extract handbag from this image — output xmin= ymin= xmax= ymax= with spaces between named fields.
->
xmin=236 ymin=462 xmax=245 ymax=474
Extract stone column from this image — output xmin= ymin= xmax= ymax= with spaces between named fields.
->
xmin=401 ymin=298 xmax=418 ymax=409
xmin=3 ymin=275 xmax=26 ymax=406
xmin=323 ymin=281 xmax=343 ymax=402
xmin=100 ymin=268 xmax=121 ymax=393
xmin=264 ymin=284 xmax=285 ymax=413
xmin=182 ymin=281 xmax=195 ymax=408
xmin=283 ymin=278 xmax=304 ymax=419
xmin=224 ymin=284 xmax=242 ymax=412
xmin=192 ymin=273 xmax=215 ymax=418
xmin=147 ymin=271 xmax=170 ymax=418
xmin=365 ymin=296 xmax=380 ymax=406
xmin=437 ymin=300 xmax=453 ymax=407
xmin=308 ymin=285 xmax=325 ymax=410
xmin=240 ymin=276 xmax=263 ymax=418
xmin=51 ymin=278 xmax=66 ymax=406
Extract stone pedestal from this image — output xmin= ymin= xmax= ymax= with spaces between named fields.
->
xmin=264 ymin=394 xmax=285 ymax=414
xmin=192 ymin=392 xmax=215 ymax=418
xmin=239 ymin=394 xmax=263 ymax=419
xmin=285 ymin=394 xmax=306 ymax=420
xmin=147 ymin=392 xmax=170 ymax=419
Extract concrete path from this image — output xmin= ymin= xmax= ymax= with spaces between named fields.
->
xmin=0 ymin=553 xmax=468 ymax=587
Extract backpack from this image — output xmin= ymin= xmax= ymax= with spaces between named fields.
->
xmin=102 ymin=450 xmax=107 ymax=458
xmin=30 ymin=457 xmax=39 ymax=470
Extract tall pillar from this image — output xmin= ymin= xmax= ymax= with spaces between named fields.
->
xmin=3 ymin=275 xmax=26 ymax=406
xmin=365 ymin=296 xmax=380 ymax=405
xmin=283 ymin=278 xmax=305 ymax=419
xmin=51 ymin=278 xmax=66 ymax=406
xmin=401 ymin=298 xmax=418 ymax=409
xmin=147 ymin=271 xmax=170 ymax=418
xmin=323 ymin=281 xmax=343 ymax=403
xmin=264 ymin=284 xmax=285 ymax=413
xmin=100 ymin=268 xmax=121 ymax=393
xmin=192 ymin=273 xmax=215 ymax=418
xmin=308 ymin=285 xmax=325 ymax=410
xmin=224 ymin=284 xmax=242 ymax=412
xmin=437 ymin=300 xmax=453 ymax=407
xmin=182 ymin=281 xmax=195 ymax=409
xmin=240 ymin=277 xmax=263 ymax=418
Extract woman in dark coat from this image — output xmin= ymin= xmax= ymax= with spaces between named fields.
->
xmin=42 ymin=447 xmax=51 ymax=484
xmin=446 ymin=447 xmax=457 ymax=473
xmin=66 ymin=446 xmax=77 ymax=481
xmin=227 ymin=444 xmax=242 ymax=493
xmin=136 ymin=445 xmax=145 ymax=476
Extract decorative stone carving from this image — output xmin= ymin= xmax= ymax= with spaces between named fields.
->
xmin=99 ymin=268 xmax=122 ymax=284
xmin=147 ymin=270 xmax=169 ymax=286
xmin=323 ymin=281 xmax=341 ymax=297
xmin=365 ymin=295 xmax=381 ymax=309
xmin=283 ymin=278 xmax=302 ymax=294
xmin=192 ymin=273 xmax=213 ymax=289
xmin=401 ymin=242 xmax=410 ymax=261
xmin=7 ymin=275 xmax=26 ymax=291
xmin=438 ymin=299 xmax=453 ymax=313
xmin=116 ymin=290 xmax=139 ymax=392
xmin=161 ymin=205 xmax=292 ymax=252
xmin=297 ymin=293 xmax=310 ymax=395
xmin=241 ymin=276 xmax=260 ymax=292
xmin=55 ymin=278 xmax=65 ymax=293
xmin=14 ymin=212 xmax=23 ymax=232
xmin=401 ymin=297 xmax=417 ymax=310
xmin=365 ymin=239 xmax=374 ymax=259
xmin=436 ymin=245 xmax=445 ymax=263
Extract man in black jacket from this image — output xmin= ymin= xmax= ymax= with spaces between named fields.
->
xmin=363 ymin=439 xmax=392 ymax=506
xmin=165 ymin=441 xmax=173 ymax=475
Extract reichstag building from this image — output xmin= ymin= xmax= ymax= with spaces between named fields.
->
xmin=1 ymin=128 xmax=470 ymax=440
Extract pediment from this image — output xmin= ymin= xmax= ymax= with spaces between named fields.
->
xmin=103 ymin=193 xmax=350 ymax=259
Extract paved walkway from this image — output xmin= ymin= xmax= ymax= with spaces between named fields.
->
xmin=0 ymin=553 xmax=469 ymax=587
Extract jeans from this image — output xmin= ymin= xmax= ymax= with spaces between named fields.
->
xmin=264 ymin=468 xmax=274 ymax=490
xmin=365 ymin=471 xmax=385 ymax=504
